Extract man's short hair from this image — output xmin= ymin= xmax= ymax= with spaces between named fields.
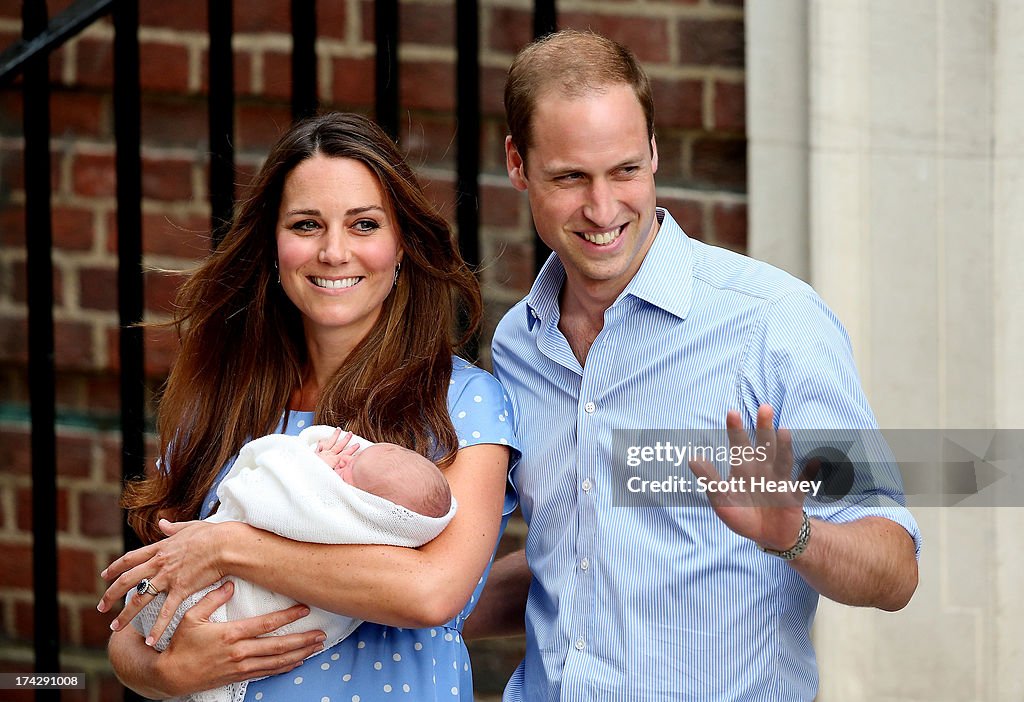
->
xmin=504 ymin=29 xmax=655 ymax=160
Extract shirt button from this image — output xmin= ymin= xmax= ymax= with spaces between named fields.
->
xmin=584 ymin=401 xmax=596 ymax=413
xmin=580 ymin=558 xmax=589 ymax=571
xmin=575 ymin=638 xmax=586 ymax=651
xmin=581 ymin=479 xmax=593 ymax=493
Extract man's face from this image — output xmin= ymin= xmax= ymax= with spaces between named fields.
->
xmin=506 ymin=83 xmax=659 ymax=299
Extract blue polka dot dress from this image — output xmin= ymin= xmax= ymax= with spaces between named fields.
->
xmin=198 ymin=357 xmax=519 ymax=701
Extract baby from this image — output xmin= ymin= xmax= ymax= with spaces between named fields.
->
xmin=314 ymin=427 xmax=452 ymax=518
xmin=132 ymin=425 xmax=456 ymax=702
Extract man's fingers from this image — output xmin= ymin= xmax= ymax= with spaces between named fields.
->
xmin=775 ymin=427 xmax=795 ymax=478
xmin=725 ymin=410 xmax=751 ymax=455
xmin=754 ymin=404 xmax=776 ymax=460
xmin=688 ymin=458 xmax=720 ymax=485
xmin=800 ymin=456 xmax=822 ymax=483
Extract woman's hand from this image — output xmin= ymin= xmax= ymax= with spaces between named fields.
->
xmin=98 ymin=518 xmax=231 ymax=645
xmin=109 ymin=581 xmax=326 ymax=698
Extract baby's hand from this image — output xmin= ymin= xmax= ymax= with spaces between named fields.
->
xmin=315 ymin=428 xmax=359 ymax=470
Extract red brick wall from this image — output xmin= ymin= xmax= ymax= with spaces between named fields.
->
xmin=0 ymin=1 xmax=744 ymax=699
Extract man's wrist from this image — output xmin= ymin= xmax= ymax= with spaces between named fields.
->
xmin=758 ymin=510 xmax=812 ymax=561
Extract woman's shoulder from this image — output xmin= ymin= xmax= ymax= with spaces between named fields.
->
xmin=446 ymin=357 xmax=519 ymax=513
xmin=448 ymin=356 xmax=507 ymax=404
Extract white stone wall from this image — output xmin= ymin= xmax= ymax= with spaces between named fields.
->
xmin=748 ymin=1 xmax=1024 ymax=699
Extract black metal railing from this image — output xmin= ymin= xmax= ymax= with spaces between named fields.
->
xmin=20 ymin=2 xmax=59 ymax=696
xmin=532 ymin=1 xmax=557 ymax=272
xmin=207 ymin=0 xmax=235 ymax=246
xmin=375 ymin=0 xmax=400 ymax=140
xmin=111 ymin=0 xmax=145 ymax=570
xmin=0 ymin=1 xmax=558 ymax=699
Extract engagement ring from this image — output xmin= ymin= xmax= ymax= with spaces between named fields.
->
xmin=135 ymin=578 xmax=159 ymax=597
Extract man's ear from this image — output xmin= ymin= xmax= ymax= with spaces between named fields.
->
xmin=650 ymin=135 xmax=659 ymax=175
xmin=506 ymin=135 xmax=528 ymax=191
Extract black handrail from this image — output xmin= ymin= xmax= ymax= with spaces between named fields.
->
xmin=532 ymin=0 xmax=557 ymax=274
xmin=456 ymin=0 xmax=480 ymax=270
xmin=113 ymin=0 xmax=145 ymax=549
xmin=456 ymin=0 xmax=481 ymax=358
xmin=22 ymin=2 xmax=59 ymax=697
xmin=0 ymin=0 xmax=113 ymax=85
xmin=375 ymin=0 xmax=399 ymax=139
xmin=533 ymin=0 xmax=557 ymax=38
xmin=208 ymin=0 xmax=235 ymax=247
xmin=291 ymin=0 xmax=318 ymax=120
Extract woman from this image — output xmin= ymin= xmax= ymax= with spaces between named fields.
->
xmin=97 ymin=112 xmax=518 ymax=700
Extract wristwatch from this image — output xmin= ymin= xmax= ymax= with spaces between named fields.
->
xmin=758 ymin=510 xmax=811 ymax=560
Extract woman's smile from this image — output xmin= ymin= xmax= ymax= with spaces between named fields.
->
xmin=309 ymin=275 xmax=363 ymax=290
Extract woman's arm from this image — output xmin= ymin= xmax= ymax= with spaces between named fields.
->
xmin=108 ymin=581 xmax=326 ymax=698
xmin=100 ymin=443 xmax=510 ymax=645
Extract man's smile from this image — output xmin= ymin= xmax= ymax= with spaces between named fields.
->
xmin=576 ymin=224 xmax=626 ymax=246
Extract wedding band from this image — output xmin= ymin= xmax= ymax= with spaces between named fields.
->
xmin=136 ymin=578 xmax=159 ymax=597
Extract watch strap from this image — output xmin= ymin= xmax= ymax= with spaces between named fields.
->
xmin=759 ymin=510 xmax=811 ymax=561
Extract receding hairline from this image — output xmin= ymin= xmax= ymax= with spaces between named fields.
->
xmin=504 ymin=29 xmax=655 ymax=157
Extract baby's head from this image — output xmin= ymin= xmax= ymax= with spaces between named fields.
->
xmin=338 ymin=443 xmax=452 ymax=518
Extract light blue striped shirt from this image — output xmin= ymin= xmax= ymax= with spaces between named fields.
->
xmin=492 ymin=209 xmax=921 ymax=701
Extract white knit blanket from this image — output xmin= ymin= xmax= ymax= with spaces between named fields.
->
xmin=132 ymin=425 xmax=456 ymax=702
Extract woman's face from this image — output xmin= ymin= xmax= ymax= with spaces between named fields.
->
xmin=276 ymin=155 xmax=403 ymax=349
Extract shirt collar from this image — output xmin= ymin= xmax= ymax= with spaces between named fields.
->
xmin=524 ymin=249 xmax=565 ymax=331
xmin=616 ymin=208 xmax=693 ymax=320
xmin=524 ymin=207 xmax=693 ymax=329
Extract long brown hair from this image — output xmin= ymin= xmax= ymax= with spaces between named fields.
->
xmin=125 ymin=113 xmax=482 ymax=544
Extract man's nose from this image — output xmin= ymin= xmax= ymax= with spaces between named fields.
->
xmin=582 ymin=178 xmax=617 ymax=227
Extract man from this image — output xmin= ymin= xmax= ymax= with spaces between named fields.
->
xmin=469 ymin=30 xmax=920 ymax=700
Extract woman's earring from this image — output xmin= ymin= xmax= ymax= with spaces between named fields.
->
xmin=274 ymin=260 xmax=280 ymax=285
xmin=393 ymin=261 xmax=401 ymax=287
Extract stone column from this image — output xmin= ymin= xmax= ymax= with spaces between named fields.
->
xmin=747 ymin=0 xmax=1024 ymax=699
